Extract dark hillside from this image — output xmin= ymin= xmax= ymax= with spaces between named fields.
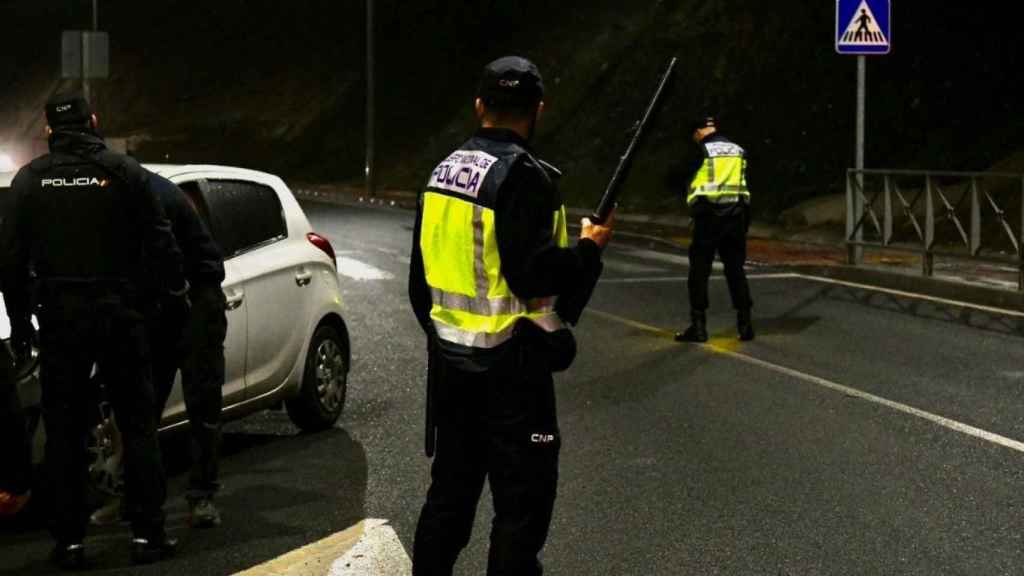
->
xmin=1 ymin=1 xmax=1021 ymax=217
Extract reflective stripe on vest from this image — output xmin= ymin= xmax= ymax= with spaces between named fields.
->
xmin=687 ymin=141 xmax=751 ymax=206
xmin=420 ymin=154 xmax=569 ymax=350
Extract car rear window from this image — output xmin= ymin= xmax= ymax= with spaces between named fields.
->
xmin=204 ymin=180 xmax=287 ymax=258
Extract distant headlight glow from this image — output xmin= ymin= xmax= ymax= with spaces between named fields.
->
xmin=0 ymin=152 xmax=15 ymax=172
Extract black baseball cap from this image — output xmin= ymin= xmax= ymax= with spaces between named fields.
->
xmin=478 ymin=56 xmax=544 ymax=108
xmin=45 ymin=91 xmax=93 ymax=127
xmin=689 ymin=114 xmax=717 ymax=133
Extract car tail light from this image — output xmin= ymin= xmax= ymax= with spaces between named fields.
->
xmin=307 ymin=232 xmax=336 ymax=268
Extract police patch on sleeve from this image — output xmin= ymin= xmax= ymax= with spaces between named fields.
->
xmin=427 ymin=150 xmax=499 ymax=199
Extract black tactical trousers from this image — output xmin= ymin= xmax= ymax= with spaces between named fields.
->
xmin=688 ymin=211 xmax=754 ymax=312
xmin=38 ymin=298 xmax=166 ymax=545
xmin=413 ymin=339 xmax=561 ymax=576
xmin=0 ymin=343 xmax=32 ymax=495
xmin=152 ymin=283 xmax=227 ymax=501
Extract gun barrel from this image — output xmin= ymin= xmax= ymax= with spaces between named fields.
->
xmin=592 ymin=56 xmax=677 ymax=223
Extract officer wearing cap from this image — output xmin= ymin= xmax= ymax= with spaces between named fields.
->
xmin=0 ymin=91 xmax=186 ymax=568
xmin=676 ymin=115 xmax=755 ymax=342
xmin=408 ymin=56 xmax=613 ymax=576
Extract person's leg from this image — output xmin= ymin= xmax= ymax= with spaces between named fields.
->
xmin=150 ymin=306 xmax=186 ymax=421
xmin=486 ymin=346 xmax=560 ymax=576
xmin=678 ymin=215 xmax=714 ymax=341
xmin=37 ymin=309 xmax=94 ymax=551
xmin=718 ymin=213 xmax=754 ymax=339
xmin=100 ymin=311 xmax=168 ymax=547
xmin=0 ymin=344 xmax=32 ymax=499
xmin=413 ymin=366 xmax=488 ymax=576
xmin=687 ymin=215 xmax=714 ymax=314
xmin=180 ymin=285 xmax=227 ymax=510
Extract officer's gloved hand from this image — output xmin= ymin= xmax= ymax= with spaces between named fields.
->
xmin=163 ymin=280 xmax=192 ymax=318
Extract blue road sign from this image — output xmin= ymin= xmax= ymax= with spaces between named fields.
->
xmin=836 ymin=0 xmax=891 ymax=55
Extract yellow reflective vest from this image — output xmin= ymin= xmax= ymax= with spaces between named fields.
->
xmin=419 ymin=138 xmax=568 ymax=351
xmin=687 ymin=136 xmax=751 ymax=206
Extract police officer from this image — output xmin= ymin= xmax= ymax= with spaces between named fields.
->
xmin=676 ymin=115 xmax=755 ymax=343
xmin=408 ymin=56 xmax=613 ymax=576
xmin=0 ymin=91 xmax=186 ymax=568
xmin=148 ymin=171 xmax=227 ymax=528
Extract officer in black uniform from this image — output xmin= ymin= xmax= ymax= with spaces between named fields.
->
xmin=148 ymin=171 xmax=228 ymax=528
xmin=676 ymin=115 xmax=755 ymax=343
xmin=409 ymin=56 xmax=613 ymax=576
xmin=0 ymin=91 xmax=186 ymax=568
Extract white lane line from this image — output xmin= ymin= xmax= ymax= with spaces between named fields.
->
xmin=599 ymin=273 xmax=797 ymax=284
xmin=600 ymin=257 xmax=666 ymax=274
xmin=586 ymin=308 xmax=1024 ymax=455
xmin=709 ymin=344 xmax=1024 ymax=454
xmin=791 ymin=273 xmax=1024 ymax=319
xmin=597 ymin=269 xmax=1023 ymax=318
xmin=336 ymin=256 xmax=395 ymax=281
xmin=233 ymin=518 xmax=411 ymax=576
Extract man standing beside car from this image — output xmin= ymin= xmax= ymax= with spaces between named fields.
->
xmin=147 ymin=171 xmax=228 ymax=528
xmin=0 ymin=91 xmax=186 ymax=568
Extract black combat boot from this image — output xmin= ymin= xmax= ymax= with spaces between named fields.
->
xmin=130 ymin=533 xmax=178 ymax=565
xmin=51 ymin=542 xmax=89 ymax=571
xmin=737 ymin=308 xmax=754 ymax=341
xmin=675 ymin=311 xmax=708 ymax=343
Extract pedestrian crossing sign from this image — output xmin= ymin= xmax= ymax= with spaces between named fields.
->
xmin=836 ymin=0 xmax=891 ymax=54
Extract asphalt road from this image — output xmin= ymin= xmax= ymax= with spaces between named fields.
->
xmin=3 ymin=200 xmax=1024 ymax=575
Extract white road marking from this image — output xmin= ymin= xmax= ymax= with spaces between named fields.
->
xmin=586 ymin=307 xmax=1024 ymax=455
xmin=791 ymin=273 xmax=1024 ymax=319
xmin=598 ymin=273 xmax=796 ymax=284
xmin=597 ymin=270 xmax=1024 ymax=319
xmin=600 ymin=256 xmax=665 ymax=274
xmin=233 ymin=519 xmax=411 ymax=576
xmin=615 ymin=247 xmax=690 ymax=266
xmin=336 ymin=256 xmax=395 ymax=281
xmin=329 ymin=519 xmax=412 ymax=575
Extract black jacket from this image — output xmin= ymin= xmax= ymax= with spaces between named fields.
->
xmin=0 ymin=129 xmax=185 ymax=334
xmin=147 ymin=171 xmax=225 ymax=288
xmin=409 ymin=127 xmax=603 ymax=370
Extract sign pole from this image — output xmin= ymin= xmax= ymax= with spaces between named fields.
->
xmin=83 ymin=0 xmax=98 ymax=105
xmin=365 ymin=0 xmax=376 ymax=199
xmin=853 ymin=54 xmax=865 ymax=264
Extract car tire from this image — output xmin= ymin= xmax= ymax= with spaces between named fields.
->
xmin=286 ymin=323 xmax=349 ymax=432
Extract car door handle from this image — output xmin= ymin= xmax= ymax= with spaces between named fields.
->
xmin=225 ymin=292 xmax=244 ymax=311
xmin=295 ymin=271 xmax=312 ymax=287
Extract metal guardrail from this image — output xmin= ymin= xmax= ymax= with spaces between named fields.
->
xmin=846 ymin=169 xmax=1024 ymax=291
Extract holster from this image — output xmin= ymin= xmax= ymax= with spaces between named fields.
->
xmin=515 ymin=319 xmax=577 ymax=373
